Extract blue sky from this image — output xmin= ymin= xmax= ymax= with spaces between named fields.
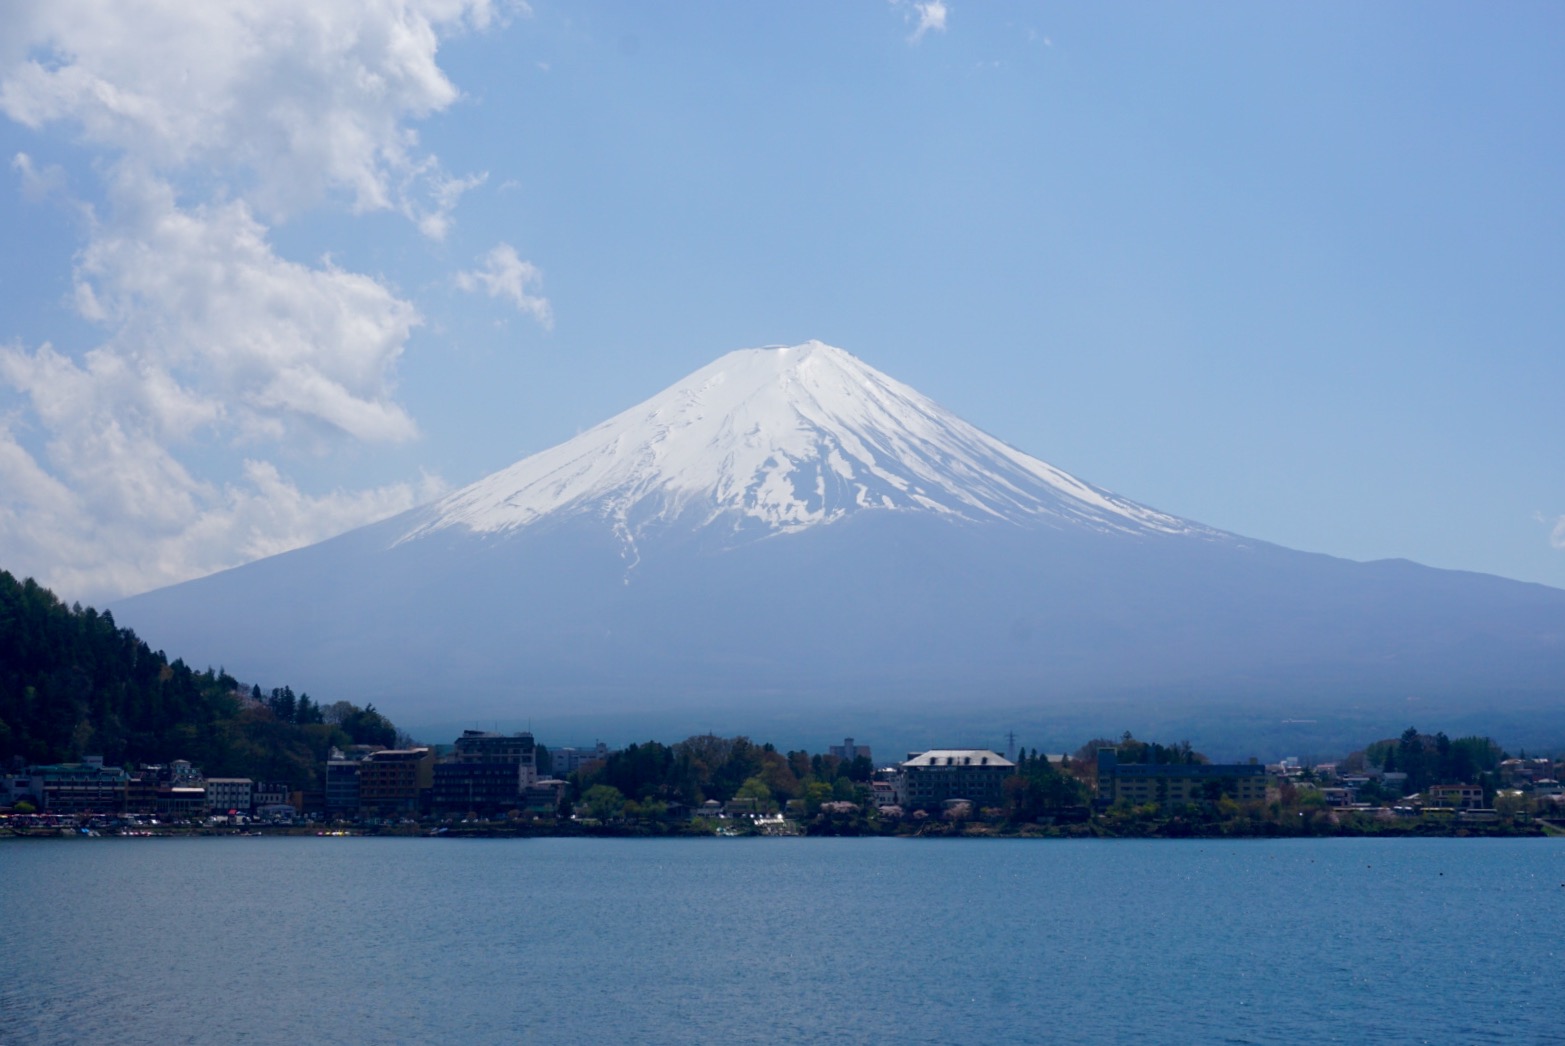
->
xmin=1 ymin=1 xmax=1562 ymax=600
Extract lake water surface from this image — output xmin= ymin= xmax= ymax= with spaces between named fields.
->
xmin=2 ymin=836 xmax=1562 ymax=1044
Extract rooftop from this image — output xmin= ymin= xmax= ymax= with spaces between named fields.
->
xmin=901 ymin=749 xmax=1013 ymax=769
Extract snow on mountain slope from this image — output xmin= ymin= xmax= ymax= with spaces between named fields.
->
xmin=404 ymin=341 xmax=1211 ymax=551
xmin=108 ymin=339 xmax=1565 ymax=752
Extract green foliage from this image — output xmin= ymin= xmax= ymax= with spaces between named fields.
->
xmin=1113 ymin=733 xmax=1204 ymax=766
xmin=582 ymin=784 xmax=626 ymax=821
xmin=580 ymin=740 xmax=690 ymax=805
xmin=336 ymin=704 xmax=397 ymax=748
xmin=735 ymin=775 xmax=777 ymax=812
xmin=575 ymin=734 xmax=812 ymax=812
xmin=801 ymin=781 xmax=833 ymax=817
xmin=1004 ymin=750 xmax=1088 ymax=823
xmin=1353 ymin=727 xmax=1505 ymax=792
xmin=0 ymin=568 xmax=402 ymax=790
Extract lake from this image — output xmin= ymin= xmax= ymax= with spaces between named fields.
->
xmin=2 ymin=836 xmax=1562 ymax=1044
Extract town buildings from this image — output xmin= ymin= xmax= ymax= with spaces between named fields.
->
xmin=549 ymin=742 xmax=611 ymax=777
xmin=829 ymin=737 xmax=873 ymax=764
xmin=1096 ymin=748 xmax=1270 ymax=811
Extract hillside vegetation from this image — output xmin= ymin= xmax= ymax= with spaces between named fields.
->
xmin=0 ymin=569 xmax=397 ymax=790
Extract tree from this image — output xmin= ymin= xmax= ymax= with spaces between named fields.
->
xmin=583 ymin=784 xmax=626 ymax=821
xmin=1005 ymin=754 xmax=1087 ymax=823
xmin=323 ymin=701 xmax=357 ymax=726
xmin=1494 ymin=791 xmax=1531 ymax=821
xmin=339 ymin=704 xmax=397 ymax=748
xmin=0 ymin=569 xmax=411 ymax=794
xmin=268 ymin=686 xmax=296 ymax=724
xmin=735 ymin=775 xmax=777 ymax=813
xmin=802 ymin=781 xmax=833 ymax=817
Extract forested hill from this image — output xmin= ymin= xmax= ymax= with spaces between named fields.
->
xmin=0 ymin=569 xmax=399 ymax=789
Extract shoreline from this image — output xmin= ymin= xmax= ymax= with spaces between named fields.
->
xmin=4 ymin=819 xmax=1559 ymax=842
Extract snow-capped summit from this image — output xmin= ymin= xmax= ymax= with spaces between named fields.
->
xmin=406 ymin=340 xmax=1202 ymax=549
xmin=112 ymin=340 xmax=1565 ymax=753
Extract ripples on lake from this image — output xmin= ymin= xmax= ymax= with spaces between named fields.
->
xmin=2 ymin=836 xmax=1562 ymax=1044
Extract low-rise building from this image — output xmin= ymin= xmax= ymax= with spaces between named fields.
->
xmin=205 ymin=778 xmax=254 ymax=815
xmin=1426 ymin=784 xmax=1485 ymax=810
xmin=894 ymin=749 xmax=1014 ymax=811
xmin=25 ymin=758 xmax=130 ymax=813
xmin=550 ymin=742 xmax=612 ymax=777
xmin=1318 ymin=787 xmax=1354 ymax=808
xmin=1097 ymin=748 xmax=1269 ymax=812
xmin=724 ymin=796 xmax=759 ymax=817
xmin=0 ymin=774 xmax=32 ymax=808
xmin=157 ymin=785 xmax=208 ymax=816
xmin=126 ymin=771 xmax=160 ymax=814
xmin=522 ymin=778 xmax=568 ymax=816
xmin=253 ymin=781 xmax=289 ymax=810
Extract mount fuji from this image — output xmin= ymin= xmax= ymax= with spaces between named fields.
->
xmin=113 ymin=342 xmax=1565 ymax=753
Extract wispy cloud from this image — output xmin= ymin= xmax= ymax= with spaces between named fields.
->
xmin=1551 ymin=516 xmax=1565 ymax=551
xmin=908 ymin=1 xmax=949 ymax=44
xmin=457 ymin=243 xmax=554 ymax=329
xmin=11 ymin=152 xmax=68 ymax=203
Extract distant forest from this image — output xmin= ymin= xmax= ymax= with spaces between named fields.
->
xmin=0 ymin=569 xmax=399 ymax=790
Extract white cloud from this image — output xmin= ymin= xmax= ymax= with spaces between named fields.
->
xmin=456 ymin=242 xmax=553 ymax=328
xmin=909 ymin=1 xmax=949 ymax=43
xmin=73 ymin=169 xmax=422 ymax=444
xmin=11 ymin=151 xmax=67 ymax=203
xmin=0 ymin=2 xmax=507 ymax=600
xmin=418 ymin=170 xmax=488 ymax=240
xmin=0 ymin=418 xmax=443 ymax=601
xmin=1551 ymin=516 xmax=1565 ymax=551
xmin=0 ymin=0 xmax=496 ymax=224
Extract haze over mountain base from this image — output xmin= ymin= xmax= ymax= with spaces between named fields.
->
xmin=112 ymin=343 xmax=1565 ymax=758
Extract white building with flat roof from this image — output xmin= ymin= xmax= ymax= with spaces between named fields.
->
xmin=205 ymin=778 xmax=254 ymax=814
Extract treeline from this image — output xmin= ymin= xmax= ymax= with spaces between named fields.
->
xmin=570 ymin=736 xmax=1088 ymax=827
xmin=1356 ymin=728 xmax=1503 ymax=795
xmin=574 ymin=735 xmax=870 ymax=819
xmin=248 ymin=684 xmax=396 ymax=748
xmin=0 ymin=569 xmax=398 ymax=790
